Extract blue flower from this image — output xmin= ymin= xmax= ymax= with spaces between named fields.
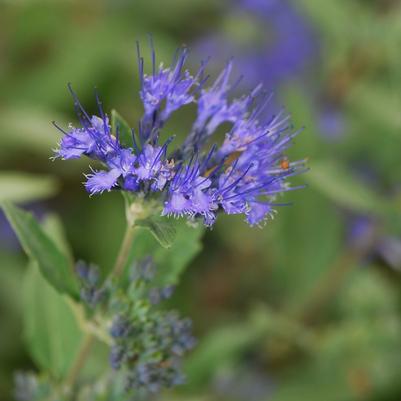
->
xmin=54 ymin=85 xmax=117 ymax=162
xmin=110 ymin=315 xmax=133 ymax=338
xmin=54 ymin=42 xmax=306 ymax=226
xmin=85 ymin=148 xmax=137 ymax=195
xmin=162 ymin=158 xmax=218 ymax=226
xmin=14 ymin=373 xmax=38 ymax=401
xmin=127 ymin=360 xmax=185 ymax=393
xmin=192 ymin=61 xmax=237 ymax=135
xmin=132 ymin=143 xmax=174 ymax=191
xmin=149 ymin=285 xmax=175 ymax=304
xmin=182 ymin=62 xmax=261 ymax=154
xmin=109 ymin=345 xmax=125 ymax=370
xmin=54 ymin=116 xmax=111 ymax=160
xmin=137 ymin=42 xmax=204 ymax=143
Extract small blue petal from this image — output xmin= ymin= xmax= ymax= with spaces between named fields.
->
xmin=56 ymin=128 xmax=96 ymax=159
xmin=246 ymin=202 xmax=273 ymax=226
xmin=85 ymin=168 xmax=121 ymax=195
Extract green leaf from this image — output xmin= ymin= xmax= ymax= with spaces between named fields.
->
xmin=0 ymin=172 xmax=59 ymax=203
xmin=1 ymin=202 xmax=78 ymax=299
xmin=136 ymin=216 xmax=177 ymax=249
xmin=152 ymin=221 xmax=203 ymax=286
xmin=305 ymin=160 xmax=392 ymax=216
xmin=111 ymin=109 xmax=133 ymax=148
xmin=23 ymin=263 xmax=83 ymax=378
xmin=127 ymin=219 xmax=204 ymax=286
xmin=41 ymin=213 xmax=74 ymax=263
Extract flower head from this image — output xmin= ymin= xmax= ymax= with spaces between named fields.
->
xmin=107 ymin=257 xmax=196 ymax=394
xmin=54 ymin=42 xmax=306 ymax=226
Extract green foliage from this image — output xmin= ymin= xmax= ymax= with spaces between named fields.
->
xmin=136 ymin=216 xmax=178 ymax=249
xmin=1 ymin=202 xmax=78 ymax=299
xmin=2 ymin=1 xmax=401 ymax=400
xmin=22 ymin=264 xmax=83 ymax=379
xmin=129 ymin=220 xmax=204 ymax=286
xmin=123 ymin=194 xmax=181 ymax=249
xmin=41 ymin=213 xmax=73 ymax=261
xmin=17 ymin=213 xmax=105 ymax=383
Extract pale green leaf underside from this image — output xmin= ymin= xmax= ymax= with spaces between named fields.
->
xmin=23 ymin=264 xmax=83 ymax=378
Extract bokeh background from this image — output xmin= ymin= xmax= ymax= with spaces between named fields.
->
xmin=1 ymin=0 xmax=401 ymax=400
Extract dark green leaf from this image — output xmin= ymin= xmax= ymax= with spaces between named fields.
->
xmin=111 ymin=109 xmax=133 ymax=148
xmin=23 ymin=263 xmax=83 ymax=378
xmin=1 ymin=202 xmax=78 ymax=299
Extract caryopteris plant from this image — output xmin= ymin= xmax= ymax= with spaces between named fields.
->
xmin=2 ymin=41 xmax=306 ymax=400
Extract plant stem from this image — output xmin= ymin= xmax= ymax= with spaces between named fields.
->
xmin=112 ymin=224 xmax=136 ymax=278
xmin=65 ymin=333 xmax=95 ymax=388
xmin=64 ymin=223 xmax=136 ymax=389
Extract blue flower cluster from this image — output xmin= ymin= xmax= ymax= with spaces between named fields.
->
xmin=108 ymin=257 xmax=196 ymax=394
xmin=14 ymin=373 xmax=52 ymax=401
xmin=75 ymin=260 xmax=105 ymax=308
xmin=54 ymin=43 xmax=306 ymax=226
xmin=14 ymin=373 xmax=37 ymax=401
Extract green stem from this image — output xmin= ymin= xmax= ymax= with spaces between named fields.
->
xmin=65 ymin=333 xmax=95 ymax=388
xmin=111 ymin=224 xmax=136 ymax=278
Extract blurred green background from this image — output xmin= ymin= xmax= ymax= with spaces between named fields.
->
xmin=1 ymin=0 xmax=401 ymax=400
